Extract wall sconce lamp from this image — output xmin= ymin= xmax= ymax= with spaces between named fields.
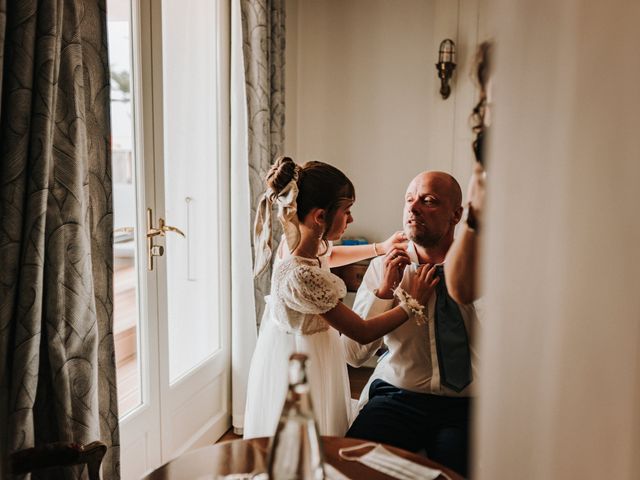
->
xmin=436 ymin=39 xmax=456 ymax=99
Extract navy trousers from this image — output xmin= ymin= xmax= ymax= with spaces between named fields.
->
xmin=346 ymin=379 xmax=471 ymax=477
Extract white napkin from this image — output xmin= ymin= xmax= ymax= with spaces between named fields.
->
xmin=338 ymin=442 xmax=447 ymax=480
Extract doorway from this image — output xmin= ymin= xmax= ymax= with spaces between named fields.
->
xmin=107 ymin=0 xmax=231 ymax=477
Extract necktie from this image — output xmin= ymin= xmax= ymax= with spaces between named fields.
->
xmin=433 ymin=265 xmax=472 ymax=393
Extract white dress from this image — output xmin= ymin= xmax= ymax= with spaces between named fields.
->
xmin=243 ymin=255 xmax=352 ymax=439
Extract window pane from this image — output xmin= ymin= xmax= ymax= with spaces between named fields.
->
xmin=108 ymin=0 xmax=142 ymax=415
xmin=161 ymin=0 xmax=221 ymax=383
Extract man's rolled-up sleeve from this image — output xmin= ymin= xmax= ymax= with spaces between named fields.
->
xmin=342 ymin=258 xmax=394 ymax=367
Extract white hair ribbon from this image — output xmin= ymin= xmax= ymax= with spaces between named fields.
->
xmin=253 ymin=179 xmax=301 ymax=277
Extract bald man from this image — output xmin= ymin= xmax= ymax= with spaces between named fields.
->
xmin=343 ymin=171 xmax=480 ymax=477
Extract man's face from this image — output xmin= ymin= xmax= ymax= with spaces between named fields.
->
xmin=403 ymin=173 xmax=461 ymax=248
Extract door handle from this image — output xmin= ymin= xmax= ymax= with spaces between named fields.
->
xmin=157 ymin=218 xmax=185 ymax=238
xmin=146 ymin=208 xmax=185 ymax=271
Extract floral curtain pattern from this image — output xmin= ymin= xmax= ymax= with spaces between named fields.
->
xmin=0 ymin=1 xmax=119 ymax=478
xmin=240 ymin=0 xmax=285 ymax=324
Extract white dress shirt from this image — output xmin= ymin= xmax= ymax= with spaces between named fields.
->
xmin=342 ymin=242 xmax=481 ymax=410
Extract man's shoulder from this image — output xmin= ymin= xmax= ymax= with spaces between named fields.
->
xmin=365 ymin=255 xmax=385 ymax=273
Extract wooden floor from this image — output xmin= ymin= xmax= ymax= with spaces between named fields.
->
xmin=216 ymin=366 xmax=374 ymax=443
xmin=117 ymin=354 xmax=140 ymax=414
xmin=347 ymin=365 xmax=374 ymax=400
xmin=114 ymin=258 xmax=141 ymax=415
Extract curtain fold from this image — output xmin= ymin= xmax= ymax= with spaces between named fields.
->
xmin=0 ymin=0 xmax=5 ymax=111
xmin=0 ymin=1 xmax=119 ymax=478
xmin=241 ymin=0 xmax=286 ymax=324
xmin=230 ymin=0 xmax=256 ymax=435
xmin=230 ymin=0 xmax=285 ymax=432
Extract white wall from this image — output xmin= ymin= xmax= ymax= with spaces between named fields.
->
xmin=286 ymin=0 xmax=482 ymax=241
xmin=286 ymin=3 xmax=640 ymax=478
xmin=475 ymin=1 xmax=640 ymax=478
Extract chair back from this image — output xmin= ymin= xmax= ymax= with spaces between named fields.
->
xmin=10 ymin=441 xmax=107 ymax=480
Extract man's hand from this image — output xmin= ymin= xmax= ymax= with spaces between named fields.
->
xmin=377 ymin=248 xmax=411 ymax=299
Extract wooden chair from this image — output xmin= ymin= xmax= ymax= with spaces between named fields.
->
xmin=10 ymin=441 xmax=107 ymax=480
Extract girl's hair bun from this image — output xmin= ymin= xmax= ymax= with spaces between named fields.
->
xmin=266 ymin=156 xmax=298 ymax=194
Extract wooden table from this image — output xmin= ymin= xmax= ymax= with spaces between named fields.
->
xmin=142 ymin=436 xmax=462 ymax=479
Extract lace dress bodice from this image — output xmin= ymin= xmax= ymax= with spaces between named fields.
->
xmin=270 ymin=256 xmax=347 ymax=335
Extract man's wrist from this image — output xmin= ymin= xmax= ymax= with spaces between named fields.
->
xmin=375 ymin=287 xmax=394 ymax=300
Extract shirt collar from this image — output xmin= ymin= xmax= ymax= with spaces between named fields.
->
xmin=407 ymin=241 xmax=445 ymax=267
xmin=407 ymin=241 xmax=420 ymax=264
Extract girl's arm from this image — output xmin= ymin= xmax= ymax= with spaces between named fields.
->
xmin=328 ymin=231 xmax=407 ymax=268
xmin=321 ymin=263 xmax=438 ymax=344
xmin=324 ymin=302 xmax=409 ymax=344
xmin=444 ymin=222 xmax=479 ymax=304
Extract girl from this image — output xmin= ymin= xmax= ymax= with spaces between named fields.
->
xmin=244 ymin=157 xmax=438 ymax=438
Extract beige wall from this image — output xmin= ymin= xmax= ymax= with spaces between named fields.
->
xmin=475 ymin=0 xmax=640 ymax=478
xmin=285 ymin=0 xmax=482 ymax=241
xmin=286 ymin=2 xmax=640 ymax=478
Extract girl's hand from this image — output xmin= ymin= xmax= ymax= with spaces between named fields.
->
xmin=379 ymin=231 xmax=408 ymax=255
xmin=467 ymin=162 xmax=486 ymax=218
xmin=407 ymin=264 xmax=439 ymax=307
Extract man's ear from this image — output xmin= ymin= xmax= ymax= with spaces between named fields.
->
xmin=452 ymin=205 xmax=464 ymax=225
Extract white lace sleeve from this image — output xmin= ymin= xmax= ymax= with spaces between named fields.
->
xmin=280 ymin=264 xmax=347 ymax=315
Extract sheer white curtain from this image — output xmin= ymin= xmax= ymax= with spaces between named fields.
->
xmin=230 ymin=0 xmax=286 ymax=433
xmin=475 ymin=1 xmax=640 ymax=478
xmin=230 ymin=0 xmax=258 ymax=434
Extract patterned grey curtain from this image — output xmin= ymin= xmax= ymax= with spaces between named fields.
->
xmin=241 ymin=0 xmax=286 ymax=324
xmin=0 ymin=0 xmax=5 ymax=110
xmin=0 ymin=1 xmax=119 ymax=479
